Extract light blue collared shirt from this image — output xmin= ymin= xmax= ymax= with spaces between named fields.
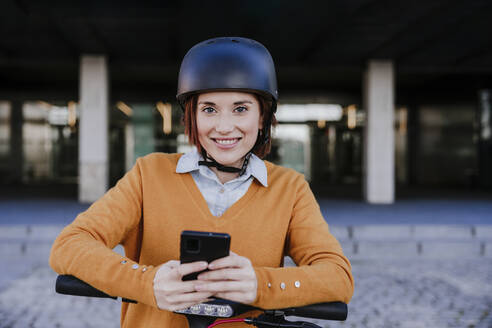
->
xmin=176 ymin=149 xmax=268 ymax=217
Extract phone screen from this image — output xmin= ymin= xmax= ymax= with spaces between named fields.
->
xmin=180 ymin=230 xmax=231 ymax=281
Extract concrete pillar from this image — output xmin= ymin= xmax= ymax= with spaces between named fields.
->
xmin=10 ymin=101 xmax=23 ymax=183
xmin=79 ymin=55 xmax=109 ymax=203
xmin=363 ymin=60 xmax=395 ymax=204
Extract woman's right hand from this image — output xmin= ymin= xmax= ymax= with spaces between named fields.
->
xmin=153 ymin=260 xmax=214 ymax=312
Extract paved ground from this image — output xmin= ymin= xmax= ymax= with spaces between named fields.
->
xmin=339 ymin=258 xmax=492 ymax=328
xmin=0 ymin=196 xmax=491 ymax=327
xmin=0 ymin=256 xmax=490 ymax=328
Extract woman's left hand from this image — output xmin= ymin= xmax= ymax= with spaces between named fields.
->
xmin=195 ymin=251 xmax=257 ymax=304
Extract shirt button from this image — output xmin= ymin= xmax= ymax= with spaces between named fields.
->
xmin=295 ymin=281 xmax=301 ymax=288
xmin=280 ymin=282 xmax=286 ymax=290
xmin=267 ymin=283 xmax=271 ymax=288
xmin=142 ymin=267 xmax=147 ymax=272
xmin=219 ymin=188 xmax=225 ymax=193
xmin=132 ymin=264 xmax=139 ymax=270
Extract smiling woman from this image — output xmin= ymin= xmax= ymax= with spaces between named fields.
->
xmin=181 ymin=92 xmax=263 ymax=184
xmin=184 ymin=93 xmax=274 ymax=161
xmin=49 ymin=37 xmax=353 ymax=328
xmin=196 ymin=92 xmax=261 ymax=170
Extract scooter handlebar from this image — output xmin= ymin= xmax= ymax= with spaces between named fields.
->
xmin=55 ymin=275 xmax=347 ymax=321
xmin=56 ymin=275 xmax=117 ymax=299
xmin=279 ymin=302 xmax=347 ymax=321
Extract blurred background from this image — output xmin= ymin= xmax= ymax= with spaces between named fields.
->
xmin=0 ymin=0 xmax=491 ymax=202
xmin=0 ymin=1 xmax=491 ymax=327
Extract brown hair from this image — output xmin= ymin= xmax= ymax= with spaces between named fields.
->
xmin=183 ymin=93 xmax=276 ymax=159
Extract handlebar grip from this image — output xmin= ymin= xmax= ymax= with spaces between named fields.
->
xmin=56 ymin=275 xmax=117 ymax=299
xmin=281 ymin=302 xmax=348 ymax=321
xmin=55 ymin=275 xmax=348 ymax=321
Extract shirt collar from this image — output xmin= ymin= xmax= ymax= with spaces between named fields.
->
xmin=176 ymin=148 xmax=268 ymax=187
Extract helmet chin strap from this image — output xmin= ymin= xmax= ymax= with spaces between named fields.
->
xmin=198 ymin=149 xmax=251 ymax=176
xmin=198 ymin=130 xmax=266 ymax=176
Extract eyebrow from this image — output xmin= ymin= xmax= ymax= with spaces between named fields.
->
xmin=197 ymin=101 xmax=216 ymax=106
xmin=197 ymin=100 xmax=253 ymax=106
xmin=233 ymin=100 xmax=253 ymax=105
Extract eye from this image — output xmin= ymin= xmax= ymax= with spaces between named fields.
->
xmin=202 ymin=107 xmax=216 ymax=113
xmin=234 ymin=106 xmax=248 ymax=113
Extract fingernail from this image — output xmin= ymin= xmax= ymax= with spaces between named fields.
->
xmin=208 ymin=263 xmax=215 ymax=269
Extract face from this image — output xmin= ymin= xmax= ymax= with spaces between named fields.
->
xmin=196 ymin=91 xmax=262 ymax=167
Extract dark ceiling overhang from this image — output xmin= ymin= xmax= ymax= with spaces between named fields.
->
xmin=1 ymin=0 xmax=492 ymax=103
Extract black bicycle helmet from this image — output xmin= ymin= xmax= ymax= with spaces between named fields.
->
xmin=177 ymin=37 xmax=278 ymax=112
xmin=177 ymin=37 xmax=278 ymax=174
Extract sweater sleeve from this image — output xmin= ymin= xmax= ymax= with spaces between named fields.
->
xmin=49 ymin=157 xmax=159 ymax=308
xmin=251 ymin=176 xmax=354 ymax=309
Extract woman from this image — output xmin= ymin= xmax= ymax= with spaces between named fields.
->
xmin=50 ymin=37 xmax=353 ymax=327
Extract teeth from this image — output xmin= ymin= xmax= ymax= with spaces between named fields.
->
xmin=215 ymin=139 xmax=238 ymax=145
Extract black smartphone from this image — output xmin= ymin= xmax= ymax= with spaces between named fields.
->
xmin=180 ymin=230 xmax=231 ymax=281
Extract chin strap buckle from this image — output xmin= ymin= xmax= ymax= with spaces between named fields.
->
xmin=198 ymin=151 xmax=251 ymax=176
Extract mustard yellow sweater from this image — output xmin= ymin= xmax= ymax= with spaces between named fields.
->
xmin=50 ymin=153 xmax=353 ymax=327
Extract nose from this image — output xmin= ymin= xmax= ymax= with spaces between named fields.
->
xmin=215 ymin=113 xmax=234 ymax=134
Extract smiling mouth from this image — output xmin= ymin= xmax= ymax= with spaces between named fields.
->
xmin=213 ymin=138 xmax=241 ymax=145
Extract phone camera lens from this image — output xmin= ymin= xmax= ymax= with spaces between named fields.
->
xmin=186 ymin=238 xmax=200 ymax=252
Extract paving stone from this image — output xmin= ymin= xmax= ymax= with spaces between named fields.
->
xmin=29 ymin=225 xmax=64 ymax=242
xmin=352 ymin=225 xmax=413 ymax=241
xmin=113 ymin=244 xmax=125 ymax=256
xmin=0 ymin=225 xmax=64 ymax=243
xmin=0 ymin=241 xmax=22 ymax=257
xmin=351 ymin=241 xmax=418 ymax=258
xmin=0 ymin=225 xmax=30 ymax=240
xmin=339 ymin=241 xmax=354 ymax=257
xmin=420 ymin=241 xmax=482 ymax=258
xmin=475 ymin=225 xmax=492 ymax=240
xmin=329 ymin=226 xmax=349 ymax=241
xmin=0 ymin=267 xmax=120 ymax=328
xmin=484 ymin=242 xmax=492 ymax=258
xmin=414 ymin=225 xmax=473 ymax=240
xmin=0 ymin=240 xmax=52 ymax=258
xmin=26 ymin=241 xmax=53 ymax=258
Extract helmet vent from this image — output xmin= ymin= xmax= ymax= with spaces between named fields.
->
xmin=231 ymin=39 xmax=239 ymax=43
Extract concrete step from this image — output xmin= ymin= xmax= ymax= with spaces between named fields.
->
xmin=340 ymin=240 xmax=491 ymax=259
xmin=0 ymin=225 xmax=64 ymax=242
xmin=330 ymin=224 xmax=492 ymax=241
xmin=330 ymin=224 xmax=492 ymax=258
xmin=0 ymin=224 xmax=491 ymax=259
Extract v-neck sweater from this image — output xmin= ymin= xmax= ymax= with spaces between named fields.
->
xmin=50 ymin=153 xmax=353 ymax=328
xmin=176 ymin=149 xmax=267 ymax=217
